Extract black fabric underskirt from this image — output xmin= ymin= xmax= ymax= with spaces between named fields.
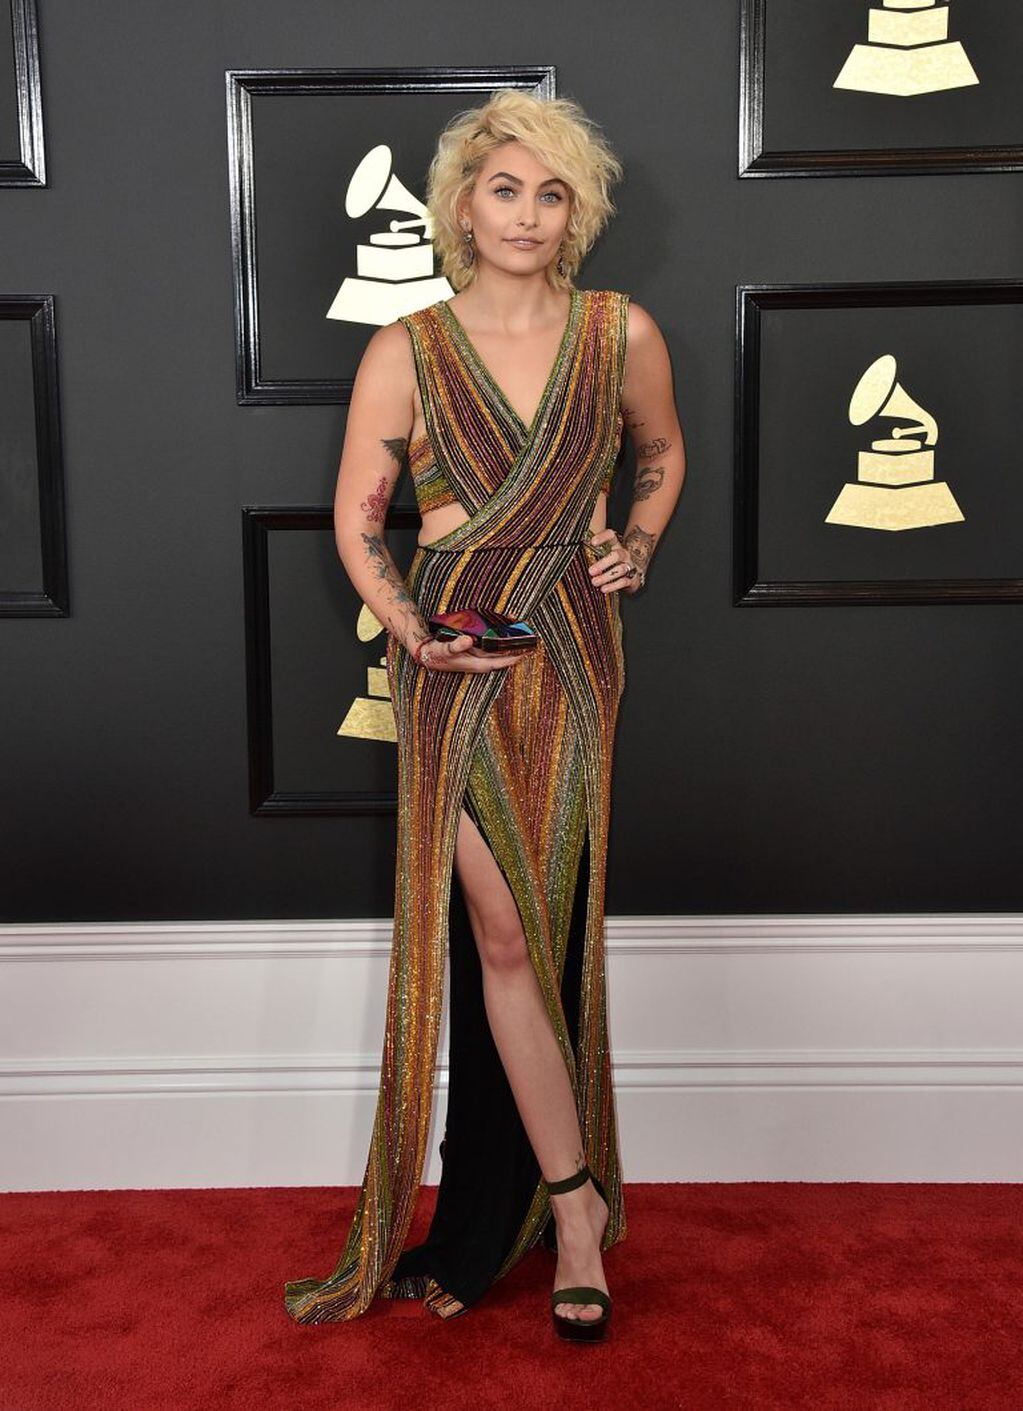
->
xmin=386 ymin=802 xmax=590 ymax=1309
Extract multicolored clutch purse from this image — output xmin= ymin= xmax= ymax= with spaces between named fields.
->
xmin=426 ymin=607 xmax=538 ymax=653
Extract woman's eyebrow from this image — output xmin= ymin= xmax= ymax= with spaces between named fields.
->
xmin=487 ymin=171 xmax=567 ymax=187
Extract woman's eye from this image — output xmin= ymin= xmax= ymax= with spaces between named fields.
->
xmin=493 ymin=186 xmax=562 ymax=202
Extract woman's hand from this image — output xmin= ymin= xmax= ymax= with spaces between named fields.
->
xmin=586 ymin=528 xmax=644 ymax=595
xmin=412 ymin=633 xmax=527 ymax=672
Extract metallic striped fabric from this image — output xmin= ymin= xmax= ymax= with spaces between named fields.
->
xmin=283 ymin=286 xmax=630 ymax=1324
xmin=406 ymin=398 xmax=617 ymax=508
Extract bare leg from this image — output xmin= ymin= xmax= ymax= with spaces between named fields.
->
xmin=450 ymin=805 xmax=609 ymax=1322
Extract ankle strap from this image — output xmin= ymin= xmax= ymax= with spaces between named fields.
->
xmin=544 ymin=1162 xmax=591 ymax=1195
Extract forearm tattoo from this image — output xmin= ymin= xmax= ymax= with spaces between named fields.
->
xmin=623 ymin=525 xmax=656 ymax=573
xmin=633 ymin=465 xmax=665 ymax=502
xmin=360 ymin=531 xmax=429 ymax=649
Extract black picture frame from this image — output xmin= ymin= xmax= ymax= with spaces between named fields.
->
xmin=242 ymin=504 xmax=422 ymax=815
xmin=0 ymin=294 xmax=68 ymax=616
xmin=0 ymin=0 xmax=45 ymax=187
xmin=734 ymin=278 xmax=1023 ymax=606
xmin=225 ymin=65 xmax=555 ymax=406
xmin=738 ymin=0 xmax=1023 ymax=179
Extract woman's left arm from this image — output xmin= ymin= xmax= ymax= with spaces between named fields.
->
xmin=589 ymin=299 xmax=687 ymax=595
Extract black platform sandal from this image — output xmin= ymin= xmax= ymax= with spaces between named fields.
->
xmin=544 ymin=1163 xmax=612 ymax=1341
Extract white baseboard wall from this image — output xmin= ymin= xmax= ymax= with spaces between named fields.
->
xmin=2 ymin=915 xmax=1022 ymax=1190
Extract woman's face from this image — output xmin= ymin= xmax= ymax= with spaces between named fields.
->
xmin=458 ymin=140 xmax=572 ymax=278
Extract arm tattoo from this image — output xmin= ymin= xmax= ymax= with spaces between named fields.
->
xmin=360 ymin=531 xmax=430 ymax=649
xmin=636 ymin=437 xmax=671 ymax=460
xmin=621 ymin=401 xmax=645 ymax=433
xmin=633 ymin=465 xmax=665 ymax=502
xmin=381 ymin=436 xmax=409 ymax=464
xmin=623 ymin=525 xmax=656 ymax=573
xmin=359 ymin=474 xmax=390 ymax=522
xmin=362 ymin=432 xmax=412 ymax=522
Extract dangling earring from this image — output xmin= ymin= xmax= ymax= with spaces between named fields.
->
xmin=461 ymin=226 xmax=475 ymax=268
xmin=556 ymin=243 xmax=567 ymax=278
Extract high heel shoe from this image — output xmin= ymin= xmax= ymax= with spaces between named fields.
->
xmin=543 ymin=1162 xmax=612 ymax=1342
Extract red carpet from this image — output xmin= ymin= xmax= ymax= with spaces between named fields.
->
xmin=2 ymin=1182 xmax=1022 ymax=1410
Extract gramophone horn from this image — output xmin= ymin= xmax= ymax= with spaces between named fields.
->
xmin=849 ymin=354 xmax=937 ymax=445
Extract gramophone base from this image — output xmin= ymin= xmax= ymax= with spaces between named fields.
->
xmin=825 ymin=481 xmax=965 ymax=531
xmin=338 ymin=695 xmax=397 ymax=742
xmin=834 ymin=41 xmax=978 ymax=97
xmin=326 ymin=275 xmax=451 ymax=326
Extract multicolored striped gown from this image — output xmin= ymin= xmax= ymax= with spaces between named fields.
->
xmin=284 ymin=286 xmax=630 ymax=1323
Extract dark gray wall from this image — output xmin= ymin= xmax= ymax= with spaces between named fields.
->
xmin=4 ymin=2 xmax=1022 ymax=921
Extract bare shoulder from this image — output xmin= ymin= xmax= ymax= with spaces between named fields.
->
xmin=619 ymin=294 xmax=677 ymax=419
xmin=344 ymin=316 xmax=421 ymax=443
xmin=359 ymin=317 xmax=416 ymax=368
xmin=586 ymin=288 xmax=661 ymax=351
xmin=351 ymin=318 xmax=418 ymax=403
xmin=623 ymin=297 xmax=664 ymax=351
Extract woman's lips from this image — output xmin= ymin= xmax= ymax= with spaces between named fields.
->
xmin=508 ymin=238 xmax=540 ymax=248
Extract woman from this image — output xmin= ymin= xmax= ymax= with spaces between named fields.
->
xmin=284 ymin=88 xmax=685 ymax=1339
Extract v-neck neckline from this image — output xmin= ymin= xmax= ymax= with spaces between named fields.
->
xmin=438 ymin=288 xmax=581 ymax=440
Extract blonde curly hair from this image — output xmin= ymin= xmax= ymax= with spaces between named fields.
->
xmin=424 ymin=88 xmax=624 ymax=293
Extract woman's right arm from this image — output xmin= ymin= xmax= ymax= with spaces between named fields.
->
xmin=333 ymin=321 xmax=433 ymax=658
xmin=334 ymin=321 xmax=523 ymax=673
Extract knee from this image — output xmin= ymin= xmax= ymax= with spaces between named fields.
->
xmin=476 ymin=919 xmax=530 ymax=972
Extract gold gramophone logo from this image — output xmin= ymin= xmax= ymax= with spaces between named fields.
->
xmin=834 ymin=1 xmax=979 ymax=97
xmin=325 ymin=144 xmax=453 ymax=326
xmin=825 ymin=354 xmax=964 ymax=531
xmin=337 ymin=603 xmax=396 ymax=743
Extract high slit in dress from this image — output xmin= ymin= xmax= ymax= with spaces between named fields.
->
xmin=283 ymin=286 xmax=630 ymax=1323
